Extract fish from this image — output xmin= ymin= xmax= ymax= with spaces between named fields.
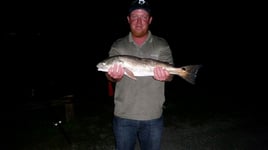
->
xmin=96 ymin=55 xmax=202 ymax=84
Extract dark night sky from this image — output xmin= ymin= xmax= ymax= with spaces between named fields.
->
xmin=3 ymin=0 xmax=264 ymax=111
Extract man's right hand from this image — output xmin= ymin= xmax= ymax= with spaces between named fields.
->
xmin=107 ymin=64 xmax=124 ymax=81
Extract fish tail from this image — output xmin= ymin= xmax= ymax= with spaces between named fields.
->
xmin=178 ymin=65 xmax=202 ymax=84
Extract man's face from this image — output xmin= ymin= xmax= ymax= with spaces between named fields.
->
xmin=127 ymin=9 xmax=152 ymax=37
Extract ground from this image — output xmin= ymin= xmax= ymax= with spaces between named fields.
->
xmin=8 ymin=98 xmax=268 ymax=150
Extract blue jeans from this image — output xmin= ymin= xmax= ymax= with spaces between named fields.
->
xmin=113 ymin=115 xmax=164 ymax=150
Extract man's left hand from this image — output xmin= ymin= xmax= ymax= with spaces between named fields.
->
xmin=153 ymin=66 xmax=170 ymax=81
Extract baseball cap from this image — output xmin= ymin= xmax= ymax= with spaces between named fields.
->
xmin=128 ymin=0 xmax=152 ymax=15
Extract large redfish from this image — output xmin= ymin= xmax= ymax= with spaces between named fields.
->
xmin=96 ymin=55 xmax=202 ymax=84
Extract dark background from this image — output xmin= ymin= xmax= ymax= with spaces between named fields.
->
xmin=3 ymin=0 xmax=264 ymax=113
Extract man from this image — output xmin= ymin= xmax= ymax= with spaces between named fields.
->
xmin=105 ymin=0 xmax=174 ymax=149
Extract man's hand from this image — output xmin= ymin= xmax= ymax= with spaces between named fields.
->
xmin=153 ymin=66 xmax=172 ymax=81
xmin=107 ymin=64 xmax=124 ymax=81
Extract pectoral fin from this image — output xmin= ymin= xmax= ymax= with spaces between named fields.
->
xmin=124 ymin=68 xmax=137 ymax=80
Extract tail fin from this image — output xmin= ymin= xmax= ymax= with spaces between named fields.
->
xmin=179 ymin=65 xmax=202 ymax=84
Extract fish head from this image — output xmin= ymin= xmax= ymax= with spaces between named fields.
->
xmin=96 ymin=56 xmax=121 ymax=72
xmin=96 ymin=61 xmax=111 ymax=72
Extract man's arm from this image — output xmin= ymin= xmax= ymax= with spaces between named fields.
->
xmin=105 ymin=73 xmax=118 ymax=82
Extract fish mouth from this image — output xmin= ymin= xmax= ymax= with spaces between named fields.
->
xmin=97 ymin=68 xmax=106 ymax=72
